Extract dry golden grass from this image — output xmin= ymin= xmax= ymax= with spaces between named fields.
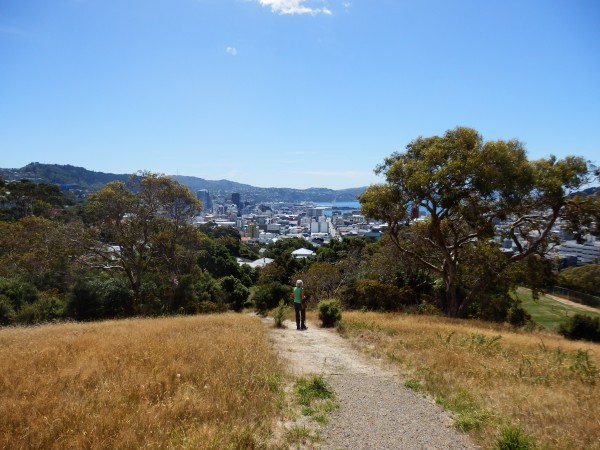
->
xmin=0 ymin=314 xmax=284 ymax=450
xmin=340 ymin=311 xmax=600 ymax=450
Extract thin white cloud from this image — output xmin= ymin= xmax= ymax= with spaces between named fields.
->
xmin=258 ymin=0 xmax=332 ymax=16
xmin=225 ymin=46 xmax=238 ymax=56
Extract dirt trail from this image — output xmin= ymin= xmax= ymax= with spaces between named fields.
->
xmin=265 ymin=316 xmax=478 ymax=450
xmin=546 ymin=294 xmax=600 ymax=314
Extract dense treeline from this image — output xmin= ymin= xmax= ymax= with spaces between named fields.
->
xmin=1 ymin=127 xmax=598 ymax=331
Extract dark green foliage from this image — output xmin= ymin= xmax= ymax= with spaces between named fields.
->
xmin=14 ymin=295 xmax=66 ymax=324
xmin=257 ymin=262 xmax=288 ymax=285
xmin=219 ymin=276 xmax=250 ymax=311
xmin=506 ymin=303 xmax=532 ymax=327
xmin=0 ymin=278 xmax=39 ymax=311
xmin=273 ymin=251 xmax=305 ymax=283
xmin=193 ymin=271 xmax=224 ymax=304
xmin=238 ymin=264 xmax=258 ymax=287
xmin=99 ymin=278 xmax=134 ymax=317
xmin=318 ymin=299 xmax=342 ymax=327
xmin=0 ymin=295 xmax=16 ymax=325
xmin=340 ymin=279 xmax=412 ymax=311
xmin=559 ymin=314 xmax=600 ymax=342
xmin=264 ymin=237 xmax=315 ymax=259
xmin=558 ymin=264 xmax=600 ymax=297
xmin=172 ymin=271 xmax=227 ymax=314
xmin=197 ymin=222 xmax=247 ymax=257
xmin=67 ymin=279 xmax=105 ymax=321
xmin=67 ymin=277 xmax=134 ymax=321
xmin=295 ymin=375 xmax=334 ymax=406
xmin=0 ymin=277 xmax=68 ymax=324
xmin=0 ymin=179 xmax=71 ymax=220
xmin=197 ymin=242 xmax=242 ymax=279
xmin=252 ymin=282 xmax=292 ymax=315
xmin=315 ymin=236 xmax=371 ymax=263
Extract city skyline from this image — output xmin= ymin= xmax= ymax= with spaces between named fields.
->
xmin=1 ymin=1 xmax=599 ymax=190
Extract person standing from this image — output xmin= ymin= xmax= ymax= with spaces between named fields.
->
xmin=293 ymin=279 xmax=307 ymax=330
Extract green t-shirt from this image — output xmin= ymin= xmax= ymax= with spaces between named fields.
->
xmin=293 ymin=286 xmax=303 ymax=304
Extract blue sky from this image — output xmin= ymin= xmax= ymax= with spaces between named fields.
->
xmin=1 ymin=0 xmax=599 ymax=189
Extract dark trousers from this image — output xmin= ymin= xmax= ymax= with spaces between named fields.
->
xmin=294 ymin=302 xmax=306 ymax=329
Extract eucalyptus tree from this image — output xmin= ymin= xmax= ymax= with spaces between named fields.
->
xmin=359 ymin=127 xmax=591 ymax=317
xmin=85 ymin=173 xmax=201 ymax=305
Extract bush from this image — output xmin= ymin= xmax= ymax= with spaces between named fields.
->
xmin=0 ymin=294 xmax=15 ymax=325
xmin=219 ymin=276 xmax=250 ymax=312
xmin=559 ymin=314 xmax=600 ymax=342
xmin=100 ymin=278 xmax=133 ymax=317
xmin=0 ymin=278 xmax=39 ymax=311
xmin=252 ymin=282 xmax=292 ymax=315
xmin=14 ymin=295 xmax=66 ymax=324
xmin=318 ymin=299 xmax=342 ymax=328
xmin=67 ymin=279 xmax=103 ymax=321
xmin=506 ymin=304 xmax=531 ymax=327
xmin=272 ymin=300 xmax=288 ymax=328
xmin=340 ymin=279 xmax=412 ymax=311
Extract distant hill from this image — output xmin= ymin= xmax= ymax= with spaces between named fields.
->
xmin=0 ymin=163 xmax=365 ymax=202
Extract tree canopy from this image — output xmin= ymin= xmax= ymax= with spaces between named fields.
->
xmin=359 ymin=127 xmax=592 ymax=317
xmin=85 ymin=173 xmax=202 ymax=305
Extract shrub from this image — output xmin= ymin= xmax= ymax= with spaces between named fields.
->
xmin=100 ymin=278 xmax=133 ymax=317
xmin=318 ymin=299 xmax=342 ymax=328
xmin=13 ymin=295 xmax=66 ymax=324
xmin=67 ymin=279 xmax=103 ymax=321
xmin=219 ymin=276 xmax=250 ymax=312
xmin=252 ymin=282 xmax=292 ymax=315
xmin=340 ymin=279 xmax=412 ymax=311
xmin=0 ymin=294 xmax=15 ymax=325
xmin=0 ymin=278 xmax=39 ymax=311
xmin=559 ymin=314 xmax=600 ymax=342
xmin=272 ymin=299 xmax=288 ymax=328
xmin=506 ymin=304 xmax=531 ymax=327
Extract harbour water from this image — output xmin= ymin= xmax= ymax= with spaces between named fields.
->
xmin=316 ymin=201 xmax=362 ymax=216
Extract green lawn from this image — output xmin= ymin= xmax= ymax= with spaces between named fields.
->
xmin=516 ymin=287 xmax=600 ymax=332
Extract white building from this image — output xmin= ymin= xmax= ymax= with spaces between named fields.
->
xmin=553 ymin=235 xmax=600 ymax=265
xmin=291 ymin=248 xmax=316 ymax=259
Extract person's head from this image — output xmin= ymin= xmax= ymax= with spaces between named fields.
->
xmin=296 ymin=280 xmax=303 ymax=287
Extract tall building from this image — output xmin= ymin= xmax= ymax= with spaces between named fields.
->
xmin=196 ymin=189 xmax=212 ymax=212
xmin=231 ymin=193 xmax=241 ymax=210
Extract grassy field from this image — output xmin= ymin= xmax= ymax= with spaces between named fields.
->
xmin=517 ymin=287 xmax=600 ymax=332
xmin=0 ymin=314 xmax=284 ymax=450
xmin=339 ymin=311 xmax=600 ymax=450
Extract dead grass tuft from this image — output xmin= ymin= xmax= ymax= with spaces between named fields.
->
xmin=0 ymin=314 xmax=283 ymax=449
xmin=340 ymin=311 xmax=600 ymax=450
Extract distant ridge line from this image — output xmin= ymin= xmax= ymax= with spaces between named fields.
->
xmin=0 ymin=162 xmax=366 ymax=203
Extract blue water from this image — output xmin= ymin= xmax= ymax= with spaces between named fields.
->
xmin=316 ymin=201 xmax=362 ymax=216
xmin=316 ymin=201 xmax=361 ymax=209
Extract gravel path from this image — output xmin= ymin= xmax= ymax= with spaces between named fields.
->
xmin=266 ymin=317 xmax=478 ymax=450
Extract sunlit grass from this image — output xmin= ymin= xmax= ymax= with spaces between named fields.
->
xmin=0 ymin=314 xmax=284 ymax=449
xmin=339 ymin=311 xmax=600 ymax=450
xmin=517 ymin=287 xmax=600 ymax=331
